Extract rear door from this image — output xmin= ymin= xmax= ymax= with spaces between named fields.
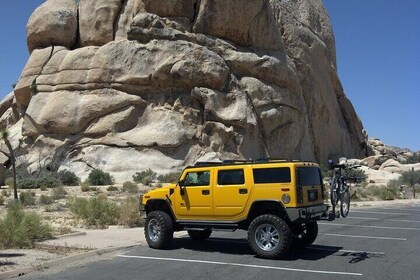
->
xmin=213 ymin=167 xmax=250 ymax=219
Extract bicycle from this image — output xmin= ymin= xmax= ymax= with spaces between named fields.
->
xmin=328 ymin=160 xmax=362 ymax=218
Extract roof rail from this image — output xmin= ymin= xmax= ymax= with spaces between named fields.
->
xmin=194 ymin=161 xmax=224 ymax=166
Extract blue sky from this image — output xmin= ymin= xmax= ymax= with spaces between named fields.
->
xmin=0 ymin=0 xmax=419 ymax=151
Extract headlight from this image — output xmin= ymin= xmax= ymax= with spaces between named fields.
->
xmin=281 ymin=193 xmax=291 ymax=204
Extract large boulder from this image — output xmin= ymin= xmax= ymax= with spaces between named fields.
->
xmin=3 ymin=0 xmax=370 ymax=181
xmin=26 ymin=0 xmax=77 ymax=53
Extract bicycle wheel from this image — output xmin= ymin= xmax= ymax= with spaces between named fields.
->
xmin=330 ymin=178 xmax=339 ymax=207
xmin=340 ymin=186 xmax=350 ymax=217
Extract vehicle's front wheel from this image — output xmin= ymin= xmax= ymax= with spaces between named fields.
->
xmin=188 ymin=230 xmax=212 ymax=240
xmin=145 ymin=211 xmax=174 ymax=249
xmin=292 ymin=221 xmax=318 ymax=248
xmin=248 ymin=214 xmax=292 ymax=259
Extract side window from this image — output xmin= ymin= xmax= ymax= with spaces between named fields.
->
xmin=218 ymin=169 xmax=245 ymax=185
xmin=184 ymin=171 xmax=210 ymax=187
xmin=253 ymin=168 xmax=291 ymax=184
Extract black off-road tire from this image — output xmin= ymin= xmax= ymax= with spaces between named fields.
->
xmin=292 ymin=221 xmax=318 ymax=248
xmin=247 ymin=214 xmax=292 ymax=259
xmin=188 ymin=230 xmax=212 ymax=240
xmin=145 ymin=211 xmax=174 ymax=249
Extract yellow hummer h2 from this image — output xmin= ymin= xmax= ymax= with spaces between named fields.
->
xmin=140 ymin=159 xmax=330 ymax=259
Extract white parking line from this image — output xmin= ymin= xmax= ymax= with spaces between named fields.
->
xmin=319 ymin=222 xmax=420 ymax=231
xmin=381 ymin=207 xmax=420 ymax=212
xmin=347 ymin=217 xmax=420 ymax=223
xmin=350 ymin=210 xmax=411 ymax=216
xmin=117 ymin=255 xmax=363 ymax=276
xmin=322 ymin=233 xmax=407 ymax=241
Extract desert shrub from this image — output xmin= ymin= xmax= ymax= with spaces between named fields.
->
xmin=52 ymin=186 xmax=68 ymax=200
xmin=157 ymin=172 xmax=181 ymax=183
xmin=39 ymin=195 xmax=54 ymax=205
xmin=122 ymin=181 xmax=139 ymax=193
xmin=133 ymin=169 xmax=156 ymax=183
xmin=0 ymin=202 xmax=52 ymax=248
xmin=343 ymin=163 xmax=367 ymax=182
xmin=88 ymin=169 xmax=114 ymax=186
xmin=107 ymin=185 xmax=119 ymax=192
xmin=1 ymin=189 xmax=9 ymax=197
xmin=367 ymin=185 xmax=398 ymax=200
xmin=118 ymin=196 xmax=143 ymax=227
xmin=57 ymin=170 xmax=80 ymax=186
xmin=387 ymin=179 xmax=402 ymax=189
xmin=0 ymin=195 xmax=4 ymax=205
xmin=17 ymin=176 xmax=61 ymax=189
xmin=19 ymin=191 xmax=36 ymax=206
xmin=81 ymin=182 xmax=91 ymax=192
xmin=5 ymin=178 xmax=14 ymax=188
xmin=406 ymin=153 xmax=420 ymax=164
xmin=69 ymin=196 xmax=120 ymax=228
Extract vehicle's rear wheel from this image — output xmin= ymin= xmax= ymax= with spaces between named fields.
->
xmin=292 ymin=221 xmax=318 ymax=248
xmin=145 ymin=211 xmax=174 ymax=249
xmin=340 ymin=187 xmax=351 ymax=217
xmin=188 ymin=230 xmax=212 ymax=240
xmin=248 ymin=214 xmax=292 ymax=259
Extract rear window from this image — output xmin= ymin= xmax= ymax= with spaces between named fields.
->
xmin=297 ymin=167 xmax=322 ymax=186
xmin=253 ymin=168 xmax=291 ymax=184
xmin=218 ymin=169 xmax=245 ymax=185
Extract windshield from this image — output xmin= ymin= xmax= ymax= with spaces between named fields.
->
xmin=297 ymin=167 xmax=322 ymax=186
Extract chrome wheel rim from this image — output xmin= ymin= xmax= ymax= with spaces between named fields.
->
xmin=147 ymin=218 xmax=161 ymax=242
xmin=255 ymin=224 xmax=280 ymax=252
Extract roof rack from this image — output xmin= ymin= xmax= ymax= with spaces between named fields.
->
xmin=193 ymin=158 xmax=304 ymax=167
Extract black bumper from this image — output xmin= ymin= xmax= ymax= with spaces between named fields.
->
xmin=285 ymin=204 xmax=329 ymax=222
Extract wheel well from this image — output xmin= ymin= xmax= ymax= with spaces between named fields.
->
xmin=245 ymin=201 xmax=290 ymax=228
xmin=145 ymin=199 xmax=174 ymax=220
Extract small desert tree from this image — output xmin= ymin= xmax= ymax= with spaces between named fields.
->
xmin=1 ymin=130 xmax=17 ymax=201
xmin=401 ymin=168 xmax=420 ymax=198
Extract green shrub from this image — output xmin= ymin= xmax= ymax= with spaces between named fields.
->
xmin=39 ymin=195 xmax=54 ymax=205
xmin=0 ymin=195 xmax=4 ymax=205
xmin=57 ymin=170 xmax=80 ymax=186
xmin=5 ymin=178 xmax=14 ymax=188
xmin=406 ymin=153 xmax=420 ymax=164
xmin=133 ymin=169 xmax=156 ymax=183
xmin=17 ymin=176 xmax=61 ymax=189
xmin=122 ymin=181 xmax=139 ymax=193
xmin=1 ymin=189 xmax=9 ymax=197
xmin=88 ymin=169 xmax=114 ymax=186
xmin=367 ymin=185 xmax=398 ymax=200
xmin=81 ymin=182 xmax=91 ymax=192
xmin=107 ymin=186 xmax=119 ymax=192
xmin=141 ymin=176 xmax=154 ymax=186
xmin=19 ymin=191 xmax=36 ymax=206
xmin=343 ymin=163 xmax=367 ymax=182
xmin=0 ymin=202 xmax=52 ymax=249
xmin=69 ymin=196 xmax=120 ymax=228
xmin=118 ymin=196 xmax=143 ymax=227
xmin=52 ymin=186 xmax=68 ymax=200
xmin=157 ymin=172 xmax=181 ymax=183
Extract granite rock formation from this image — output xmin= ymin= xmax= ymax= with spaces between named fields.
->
xmin=1 ymin=0 xmax=368 ymax=181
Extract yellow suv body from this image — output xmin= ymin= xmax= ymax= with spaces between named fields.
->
xmin=141 ymin=159 xmax=330 ymax=259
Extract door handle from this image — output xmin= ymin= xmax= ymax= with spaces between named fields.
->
xmin=202 ymin=190 xmax=210 ymax=195
xmin=239 ymin=188 xmax=248 ymax=194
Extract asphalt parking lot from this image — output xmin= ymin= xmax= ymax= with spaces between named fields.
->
xmin=21 ymin=205 xmax=420 ymax=280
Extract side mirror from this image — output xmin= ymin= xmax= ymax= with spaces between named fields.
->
xmin=178 ymin=180 xmax=185 ymax=187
